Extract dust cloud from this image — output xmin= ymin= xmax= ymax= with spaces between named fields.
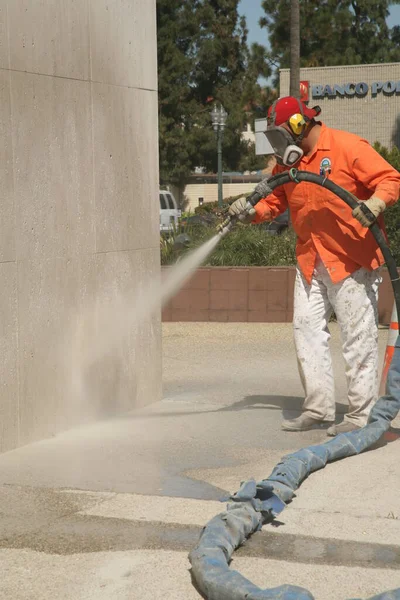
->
xmin=63 ymin=235 xmax=222 ymax=425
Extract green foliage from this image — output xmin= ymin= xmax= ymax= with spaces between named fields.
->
xmin=156 ymin=0 xmax=275 ymax=185
xmin=194 ymin=202 xmax=219 ymax=215
xmin=161 ymin=221 xmax=296 ymax=267
xmin=374 ymin=142 xmax=400 ymax=171
xmin=194 ymin=193 xmax=243 ymax=215
xmin=160 ymin=233 xmax=178 ymax=266
xmin=207 ymin=227 xmax=297 ymax=266
xmin=260 ymin=0 xmax=400 ymax=84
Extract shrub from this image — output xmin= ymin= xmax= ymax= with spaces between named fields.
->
xmin=161 ymin=220 xmax=296 ymax=267
xmin=206 ymin=226 xmax=296 ymax=267
xmin=373 ymin=143 xmax=400 ymax=265
xmin=194 ymin=194 xmax=243 ymax=215
xmin=160 ymin=231 xmax=179 ymax=265
xmin=373 ymin=143 xmax=400 ymax=171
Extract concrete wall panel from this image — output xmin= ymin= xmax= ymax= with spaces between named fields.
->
xmin=92 ymin=83 xmax=159 ymax=253
xmin=17 ymin=248 xmax=161 ymax=447
xmin=3 ymin=0 xmax=90 ymax=80
xmin=0 ymin=2 xmax=10 ymax=69
xmin=95 ymin=248 xmax=162 ymax=412
xmin=11 ymin=71 xmax=94 ymax=260
xmin=0 ymin=1 xmax=161 ymax=453
xmin=0 ymin=69 xmax=15 ymax=262
xmin=0 ymin=262 xmax=18 ymax=452
xmin=17 ymin=255 xmax=97 ymax=445
xmin=90 ymin=0 xmax=157 ymax=90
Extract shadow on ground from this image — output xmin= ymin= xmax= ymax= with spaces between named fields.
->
xmin=218 ymin=395 xmax=348 ymax=419
xmin=124 ymin=395 xmax=348 ymax=421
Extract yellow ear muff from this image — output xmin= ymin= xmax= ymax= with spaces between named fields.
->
xmin=288 ymin=113 xmax=307 ymax=136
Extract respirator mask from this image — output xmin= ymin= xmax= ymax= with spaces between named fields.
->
xmin=264 ymin=111 xmax=309 ymax=167
xmin=264 ymin=125 xmax=304 ymax=167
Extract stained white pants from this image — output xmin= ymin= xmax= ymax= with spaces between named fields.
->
xmin=293 ymin=258 xmax=382 ymax=426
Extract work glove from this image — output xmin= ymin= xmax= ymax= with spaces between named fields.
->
xmin=228 ymin=196 xmax=256 ymax=224
xmin=352 ymin=196 xmax=386 ymax=227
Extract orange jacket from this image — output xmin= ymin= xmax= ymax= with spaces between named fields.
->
xmin=254 ymin=124 xmax=400 ymax=283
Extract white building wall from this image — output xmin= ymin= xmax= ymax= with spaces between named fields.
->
xmin=182 ymin=183 xmax=258 ymax=212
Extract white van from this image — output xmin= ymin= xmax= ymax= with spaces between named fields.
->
xmin=159 ymin=190 xmax=181 ymax=232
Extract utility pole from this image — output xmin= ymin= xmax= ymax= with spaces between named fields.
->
xmin=289 ymin=0 xmax=300 ymax=99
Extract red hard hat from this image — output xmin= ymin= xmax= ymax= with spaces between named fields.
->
xmin=268 ymin=96 xmax=321 ymax=126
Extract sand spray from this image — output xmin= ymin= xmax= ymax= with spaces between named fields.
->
xmin=64 ymin=233 xmax=224 ymax=424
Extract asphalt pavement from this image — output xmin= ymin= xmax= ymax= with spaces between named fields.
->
xmin=0 ymin=322 xmax=399 ymax=600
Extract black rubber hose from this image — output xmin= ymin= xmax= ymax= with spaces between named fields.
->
xmin=264 ymin=169 xmax=400 ymax=320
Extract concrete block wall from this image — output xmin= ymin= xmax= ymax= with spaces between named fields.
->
xmin=162 ymin=267 xmax=295 ymax=323
xmin=280 ymin=63 xmax=400 ymax=149
xmin=163 ymin=267 xmax=395 ymax=325
xmin=0 ymin=1 xmax=161 ymax=453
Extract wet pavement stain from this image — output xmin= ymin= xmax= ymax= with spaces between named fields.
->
xmin=0 ymin=515 xmax=202 ymax=555
xmin=237 ymin=530 xmax=400 ymax=569
xmin=1 ymin=513 xmax=399 ymax=570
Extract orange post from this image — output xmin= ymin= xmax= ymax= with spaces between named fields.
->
xmin=379 ymin=304 xmax=398 ymax=396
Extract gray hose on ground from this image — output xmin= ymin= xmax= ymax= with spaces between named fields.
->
xmin=189 ymin=171 xmax=400 ymax=600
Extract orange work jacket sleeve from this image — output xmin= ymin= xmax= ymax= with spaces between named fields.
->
xmin=350 ymin=139 xmax=400 ymax=205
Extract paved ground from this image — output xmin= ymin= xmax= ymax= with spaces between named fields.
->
xmin=0 ymin=322 xmax=399 ymax=599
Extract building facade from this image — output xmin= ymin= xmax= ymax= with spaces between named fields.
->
xmin=280 ymin=63 xmax=400 ymax=149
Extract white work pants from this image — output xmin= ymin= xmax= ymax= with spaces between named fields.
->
xmin=293 ymin=259 xmax=381 ymax=426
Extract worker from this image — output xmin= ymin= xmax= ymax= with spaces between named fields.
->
xmin=229 ymin=96 xmax=400 ymax=435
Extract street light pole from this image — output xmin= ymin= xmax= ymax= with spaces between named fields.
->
xmin=210 ymin=104 xmax=228 ymax=208
xmin=217 ymin=127 xmax=223 ymax=208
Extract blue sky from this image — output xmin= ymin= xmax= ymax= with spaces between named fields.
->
xmin=237 ymin=0 xmax=400 ymax=47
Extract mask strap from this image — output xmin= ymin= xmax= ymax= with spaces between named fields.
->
xmin=268 ymin=100 xmax=277 ymax=127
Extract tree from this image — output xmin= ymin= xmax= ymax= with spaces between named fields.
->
xmin=260 ymin=0 xmax=400 ymax=84
xmin=289 ymin=0 xmax=300 ymax=98
xmin=157 ymin=0 xmax=274 ymax=186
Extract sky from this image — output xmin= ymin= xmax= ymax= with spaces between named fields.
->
xmin=237 ymin=0 xmax=400 ymax=47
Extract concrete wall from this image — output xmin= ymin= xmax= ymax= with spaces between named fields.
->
xmin=280 ymin=63 xmax=400 ymax=149
xmin=162 ymin=267 xmax=294 ymax=323
xmin=163 ymin=267 xmax=396 ymax=325
xmin=0 ymin=0 xmax=161 ymax=453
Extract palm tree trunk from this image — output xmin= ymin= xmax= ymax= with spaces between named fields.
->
xmin=289 ymin=0 xmax=300 ymax=98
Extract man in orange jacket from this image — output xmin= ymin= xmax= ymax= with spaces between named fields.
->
xmin=229 ymin=96 xmax=400 ymax=435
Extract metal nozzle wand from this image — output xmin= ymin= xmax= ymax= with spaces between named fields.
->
xmin=216 ymin=176 xmax=274 ymax=237
xmin=217 ymin=201 xmax=254 ymax=237
xmin=217 ymin=219 xmax=232 ymax=237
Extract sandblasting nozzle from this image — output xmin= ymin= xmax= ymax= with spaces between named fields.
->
xmin=217 ymin=215 xmax=236 ymax=237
